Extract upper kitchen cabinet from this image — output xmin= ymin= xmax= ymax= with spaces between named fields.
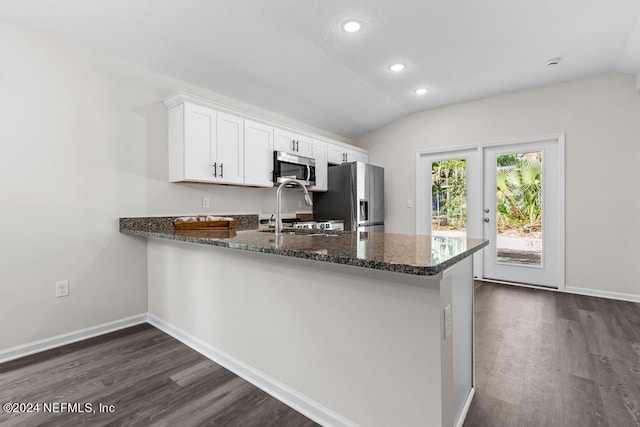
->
xmin=274 ymin=128 xmax=313 ymax=158
xmin=215 ymin=113 xmax=244 ymax=184
xmin=311 ymin=140 xmax=328 ymax=192
xmin=327 ymin=144 xmax=359 ymax=165
xmin=167 ymin=101 xmax=216 ymax=183
xmin=164 ymin=92 xmax=369 ymax=187
xmin=244 ymin=120 xmax=274 ymax=187
xmin=165 ymin=95 xmax=243 ymax=184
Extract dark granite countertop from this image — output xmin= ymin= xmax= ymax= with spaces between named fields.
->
xmin=119 ymin=217 xmax=488 ymax=276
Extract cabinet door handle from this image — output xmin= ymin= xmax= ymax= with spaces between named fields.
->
xmin=296 ymin=140 xmax=299 ymax=152
xmin=291 ymin=140 xmax=295 ymax=151
xmin=220 ymin=163 xmax=224 ymax=178
xmin=212 ymin=162 xmax=217 ymax=177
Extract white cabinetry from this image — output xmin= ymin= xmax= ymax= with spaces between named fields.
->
xmin=175 ymin=102 xmax=216 ymax=182
xmin=164 ymin=92 xmax=368 ymax=189
xmin=244 ymin=120 xmax=274 ymax=187
xmin=167 ymin=101 xmax=243 ymax=184
xmin=274 ymin=128 xmax=313 ymax=158
xmin=357 ymin=152 xmax=369 ymax=163
xmin=311 ymin=140 xmax=328 ymax=192
xmin=216 ymin=113 xmax=244 ymax=184
xmin=327 ymin=144 xmax=358 ymax=165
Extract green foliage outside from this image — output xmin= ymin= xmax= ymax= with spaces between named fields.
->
xmin=496 ymin=152 xmax=542 ymax=233
xmin=432 ymin=159 xmax=467 ymax=230
xmin=431 ymin=152 xmax=542 ymax=233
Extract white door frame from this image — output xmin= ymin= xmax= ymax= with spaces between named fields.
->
xmin=416 ymin=133 xmax=565 ymax=290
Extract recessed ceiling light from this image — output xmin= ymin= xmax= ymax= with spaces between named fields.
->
xmin=342 ymin=20 xmax=362 ymax=33
xmin=415 ymin=88 xmax=429 ymax=95
xmin=546 ymin=57 xmax=562 ymax=67
xmin=389 ymin=63 xmax=405 ymax=72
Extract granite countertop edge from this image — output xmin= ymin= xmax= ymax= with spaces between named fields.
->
xmin=119 ymin=227 xmax=488 ymax=277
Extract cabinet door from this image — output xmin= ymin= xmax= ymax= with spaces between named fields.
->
xmin=311 ymin=140 xmax=328 ymax=192
xmin=184 ymin=103 xmax=216 ymax=182
xmin=328 ymin=143 xmax=360 ymax=164
xmin=294 ymin=134 xmax=313 ymax=158
xmin=274 ymin=128 xmax=313 ymax=158
xmin=244 ymin=120 xmax=274 ymax=187
xmin=344 ymin=148 xmax=358 ymax=163
xmin=274 ymin=129 xmax=297 ymax=154
xmin=216 ymin=113 xmax=244 ymax=184
xmin=327 ymin=144 xmax=345 ymax=165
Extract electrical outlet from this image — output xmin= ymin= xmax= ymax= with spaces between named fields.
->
xmin=407 ymin=199 xmax=414 ymax=208
xmin=443 ymin=304 xmax=452 ymax=339
xmin=56 ymin=280 xmax=69 ymax=298
xmin=202 ymin=197 xmax=210 ymax=209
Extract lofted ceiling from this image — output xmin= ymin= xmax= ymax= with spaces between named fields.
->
xmin=1 ymin=0 xmax=639 ymax=138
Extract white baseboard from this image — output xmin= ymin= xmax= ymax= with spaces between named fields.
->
xmin=479 ymin=278 xmax=640 ymax=304
xmin=0 ymin=314 xmax=148 ymax=364
xmin=564 ymin=286 xmax=640 ymax=303
xmin=456 ymin=387 xmax=475 ymax=427
xmin=147 ymin=314 xmax=356 ymax=427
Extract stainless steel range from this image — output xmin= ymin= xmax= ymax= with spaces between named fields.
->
xmin=263 ymin=217 xmax=345 ymax=231
xmin=286 ymin=220 xmax=344 ymax=231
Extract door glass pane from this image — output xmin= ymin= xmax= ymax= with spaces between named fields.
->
xmin=495 ymin=151 xmax=542 ymax=266
xmin=432 ymin=159 xmax=467 ymax=237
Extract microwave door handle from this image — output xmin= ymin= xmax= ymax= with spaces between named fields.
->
xmin=306 ymin=164 xmax=311 ymax=182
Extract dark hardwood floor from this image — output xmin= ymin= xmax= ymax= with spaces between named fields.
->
xmin=0 ymin=324 xmax=318 ymax=427
xmin=2 ymin=283 xmax=639 ymax=426
xmin=465 ymin=281 xmax=640 ymax=427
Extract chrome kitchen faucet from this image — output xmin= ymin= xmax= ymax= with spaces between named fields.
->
xmin=275 ymin=179 xmax=313 ymax=239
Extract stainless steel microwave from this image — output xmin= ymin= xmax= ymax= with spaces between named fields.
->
xmin=273 ymin=151 xmax=316 ymax=186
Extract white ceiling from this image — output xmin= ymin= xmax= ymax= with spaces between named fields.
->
xmin=1 ymin=0 xmax=639 ymax=138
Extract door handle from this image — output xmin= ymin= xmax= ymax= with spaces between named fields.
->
xmin=220 ymin=163 xmax=224 ymax=178
xmin=212 ymin=162 xmax=217 ymax=177
xmin=306 ymin=164 xmax=311 ymax=182
xmin=483 ymin=218 xmax=490 ymax=223
xmin=291 ymin=140 xmax=295 ymax=151
xmin=296 ymin=140 xmax=299 ymax=152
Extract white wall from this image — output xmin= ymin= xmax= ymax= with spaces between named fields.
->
xmin=357 ymin=73 xmax=640 ymax=297
xmin=0 ymin=19 xmax=346 ymax=350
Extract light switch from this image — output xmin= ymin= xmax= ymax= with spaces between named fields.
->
xmin=202 ymin=197 xmax=210 ymax=208
xmin=407 ymin=199 xmax=414 ymax=208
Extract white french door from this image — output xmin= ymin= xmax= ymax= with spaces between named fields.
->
xmin=482 ymin=139 xmax=562 ymax=288
xmin=417 ymin=135 xmax=564 ymax=289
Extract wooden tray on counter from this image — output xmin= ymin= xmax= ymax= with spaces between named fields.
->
xmin=173 ymin=218 xmax=237 ymax=231
xmin=174 ymin=229 xmax=237 ymax=239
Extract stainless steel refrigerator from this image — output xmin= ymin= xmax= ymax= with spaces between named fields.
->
xmin=313 ymin=162 xmax=384 ymax=232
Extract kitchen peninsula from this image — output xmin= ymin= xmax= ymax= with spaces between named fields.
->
xmin=120 ymin=217 xmax=487 ymax=427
